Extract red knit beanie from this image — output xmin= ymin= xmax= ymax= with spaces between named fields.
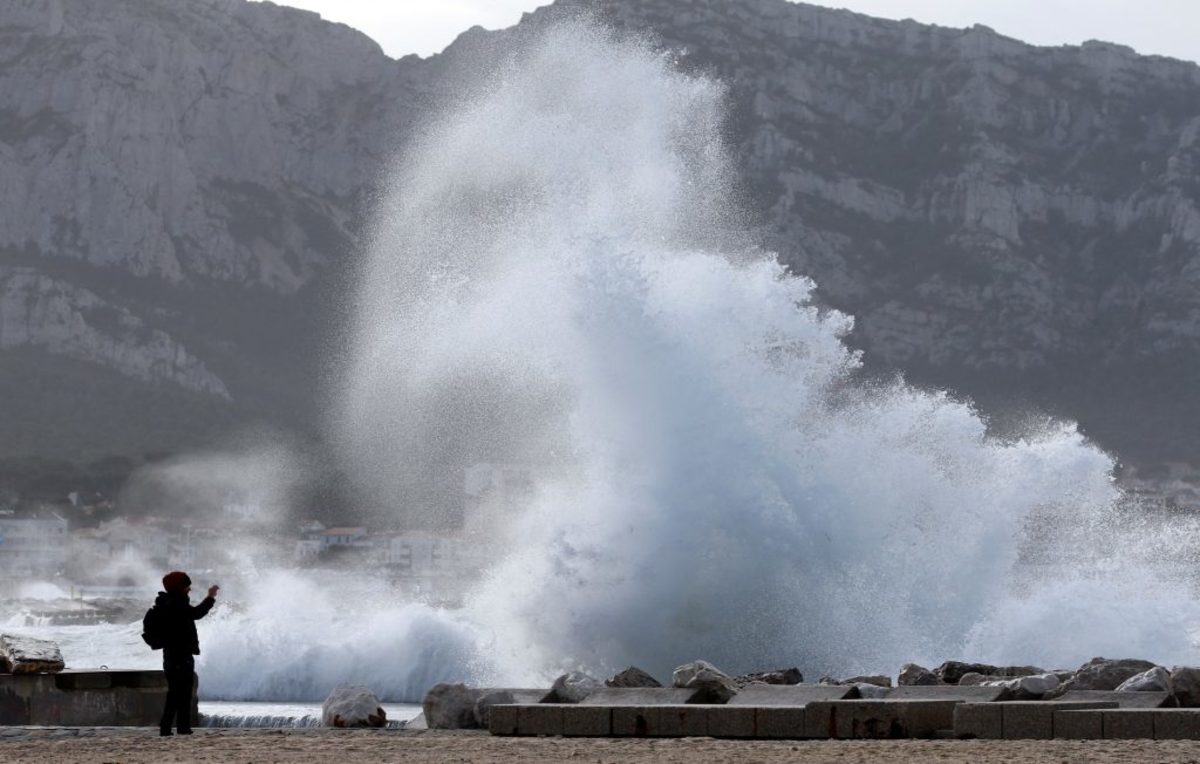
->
xmin=162 ymin=571 xmax=192 ymax=593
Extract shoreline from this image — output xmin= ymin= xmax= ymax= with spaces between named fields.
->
xmin=3 ymin=728 xmax=1200 ymax=763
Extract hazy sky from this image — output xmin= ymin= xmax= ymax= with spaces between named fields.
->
xmin=265 ymin=1 xmax=1200 ymax=63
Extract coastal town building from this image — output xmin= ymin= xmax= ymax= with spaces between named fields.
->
xmin=0 ymin=509 xmax=68 ymax=579
xmin=380 ymin=531 xmax=486 ymax=600
xmin=319 ymin=526 xmax=370 ymax=551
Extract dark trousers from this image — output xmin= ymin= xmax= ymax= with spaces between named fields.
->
xmin=160 ymin=654 xmax=196 ymax=732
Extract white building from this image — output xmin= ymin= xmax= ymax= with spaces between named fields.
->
xmin=294 ymin=520 xmax=325 ymax=561
xmin=320 ymin=526 xmax=370 ymax=551
xmin=67 ymin=517 xmax=172 ymax=584
xmin=462 ymin=462 xmax=541 ymax=535
xmin=381 ymin=532 xmax=483 ymax=599
xmin=0 ymin=510 xmax=68 ymax=578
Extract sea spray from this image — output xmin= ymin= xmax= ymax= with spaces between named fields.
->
xmin=334 ymin=18 xmax=1198 ymax=685
xmin=198 ymin=570 xmax=477 ymax=702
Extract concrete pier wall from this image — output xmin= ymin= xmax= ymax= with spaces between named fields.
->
xmin=0 ymin=670 xmax=196 ymax=726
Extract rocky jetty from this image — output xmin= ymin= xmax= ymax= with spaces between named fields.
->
xmin=422 ymin=655 xmax=1200 ymax=718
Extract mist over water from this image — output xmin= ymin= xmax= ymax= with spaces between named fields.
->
xmin=328 ymin=19 xmax=1200 ymax=687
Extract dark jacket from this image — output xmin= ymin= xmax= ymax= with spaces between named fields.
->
xmin=152 ymin=590 xmax=215 ymax=657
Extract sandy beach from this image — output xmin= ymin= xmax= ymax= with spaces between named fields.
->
xmin=3 ymin=728 xmax=1200 ymax=763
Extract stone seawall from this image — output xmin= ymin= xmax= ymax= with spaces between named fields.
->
xmin=0 ymin=670 xmax=194 ymax=726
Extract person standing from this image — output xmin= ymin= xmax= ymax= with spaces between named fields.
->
xmin=151 ymin=571 xmax=218 ymax=736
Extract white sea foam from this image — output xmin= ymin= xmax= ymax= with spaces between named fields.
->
xmin=198 ymin=570 xmax=478 ymax=701
xmin=335 ymin=19 xmax=1200 ymax=686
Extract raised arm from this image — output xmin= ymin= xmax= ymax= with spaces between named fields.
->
xmin=191 ymin=585 xmax=219 ymax=619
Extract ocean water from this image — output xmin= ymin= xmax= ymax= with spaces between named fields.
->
xmin=5 ymin=20 xmax=1200 ymax=711
xmin=198 ymin=702 xmax=421 ymax=729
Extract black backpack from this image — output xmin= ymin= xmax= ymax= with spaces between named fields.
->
xmin=141 ymin=605 xmax=166 ymax=650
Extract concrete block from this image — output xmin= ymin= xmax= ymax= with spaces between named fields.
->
xmin=756 ymin=706 xmax=806 ymax=738
xmin=706 ymin=705 xmax=757 ymax=737
xmin=804 ymin=701 xmax=835 ymax=738
xmin=729 ymin=684 xmax=855 ymax=706
xmin=581 ymin=687 xmax=698 ymax=705
xmin=806 ymin=700 xmax=959 ymax=739
xmin=31 ymin=687 xmax=113 ymax=726
xmin=1103 ymin=710 xmax=1156 ymax=739
xmin=517 ymin=704 xmax=563 ymax=736
xmin=612 ymin=706 xmax=658 ymax=737
xmin=562 ymin=705 xmax=611 ymax=736
xmin=488 ymin=704 xmax=519 ymax=735
xmin=110 ymin=671 xmax=167 ymax=689
xmin=656 ymin=705 xmax=708 ymax=737
xmin=1001 ymin=701 xmax=1118 ymax=739
xmin=887 ymin=685 xmax=1010 ymax=702
xmin=954 ymin=703 xmax=1002 ymax=739
xmin=0 ymin=678 xmax=32 ymax=725
xmin=1057 ymin=690 xmax=1173 ymax=708
xmin=1154 ymin=710 xmax=1200 ymax=740
xmin=1052 ymin=710 xmax=1103 ymax=739
xmin=0 ymin=670 xmax=171 ymax=727
xmin=54 ymin=671 xmax=112 ymax=690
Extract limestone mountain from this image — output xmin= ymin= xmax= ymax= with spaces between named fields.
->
xmin=1 ymin=0 xmax=1197 ymax=472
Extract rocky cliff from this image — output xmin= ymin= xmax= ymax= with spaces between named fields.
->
xmin=1 ymin=0 xmax=1197 ymax=467
xmin=0 ymin=0 xmax=420 ymax=458
xmin=554 ymin=0 xmax=1200 ymax=461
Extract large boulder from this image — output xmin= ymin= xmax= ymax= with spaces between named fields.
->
xmin=818 ymin=674 xmax=891 ymax=687
xmin=852 ymin=682 xmax=889 ymax=699
xmin=1049 ymin=657 xmax=1159 ymax=697
xmin=605 ymin=666 xmax=662 ymax=688
xmin=321 ymin=685 xmax=386 ymax=728
xmin=0 ymin=634 xmax=64 ymax=674
xmin=1116 ymin=666 xmax=1172 ymax=693
xmin=934 ymin=661 xmax=999 ymax=684
xmin=897 ymin=664 xmax=939 ymax=686
xmin=422 ymin=682 xmax=480 ymax=729
xmin=1171 ymin=667 xmax=1200 ymax=707
xmin=995 ymin=666 xmax=1046 ymax=679
xmin=844 ymin=675 xmax=892 ymax=688
xmin=550 ymin=671 xmax=601 ymax=703
xmin=734 ymin=668 xmax=803 ymax=687
xmin=672 ymin=660 xmax=738 ymax=704
xmin=404 ymin=712 xmax=428 ymax=730
xmin=980 ymin=673 xmax=1061 ymax=700
xmin=473 ymin=690 xmax=516 ymax=728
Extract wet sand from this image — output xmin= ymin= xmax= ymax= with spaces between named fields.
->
xmin=3 ymin=728 xmax=1200 ymax=763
